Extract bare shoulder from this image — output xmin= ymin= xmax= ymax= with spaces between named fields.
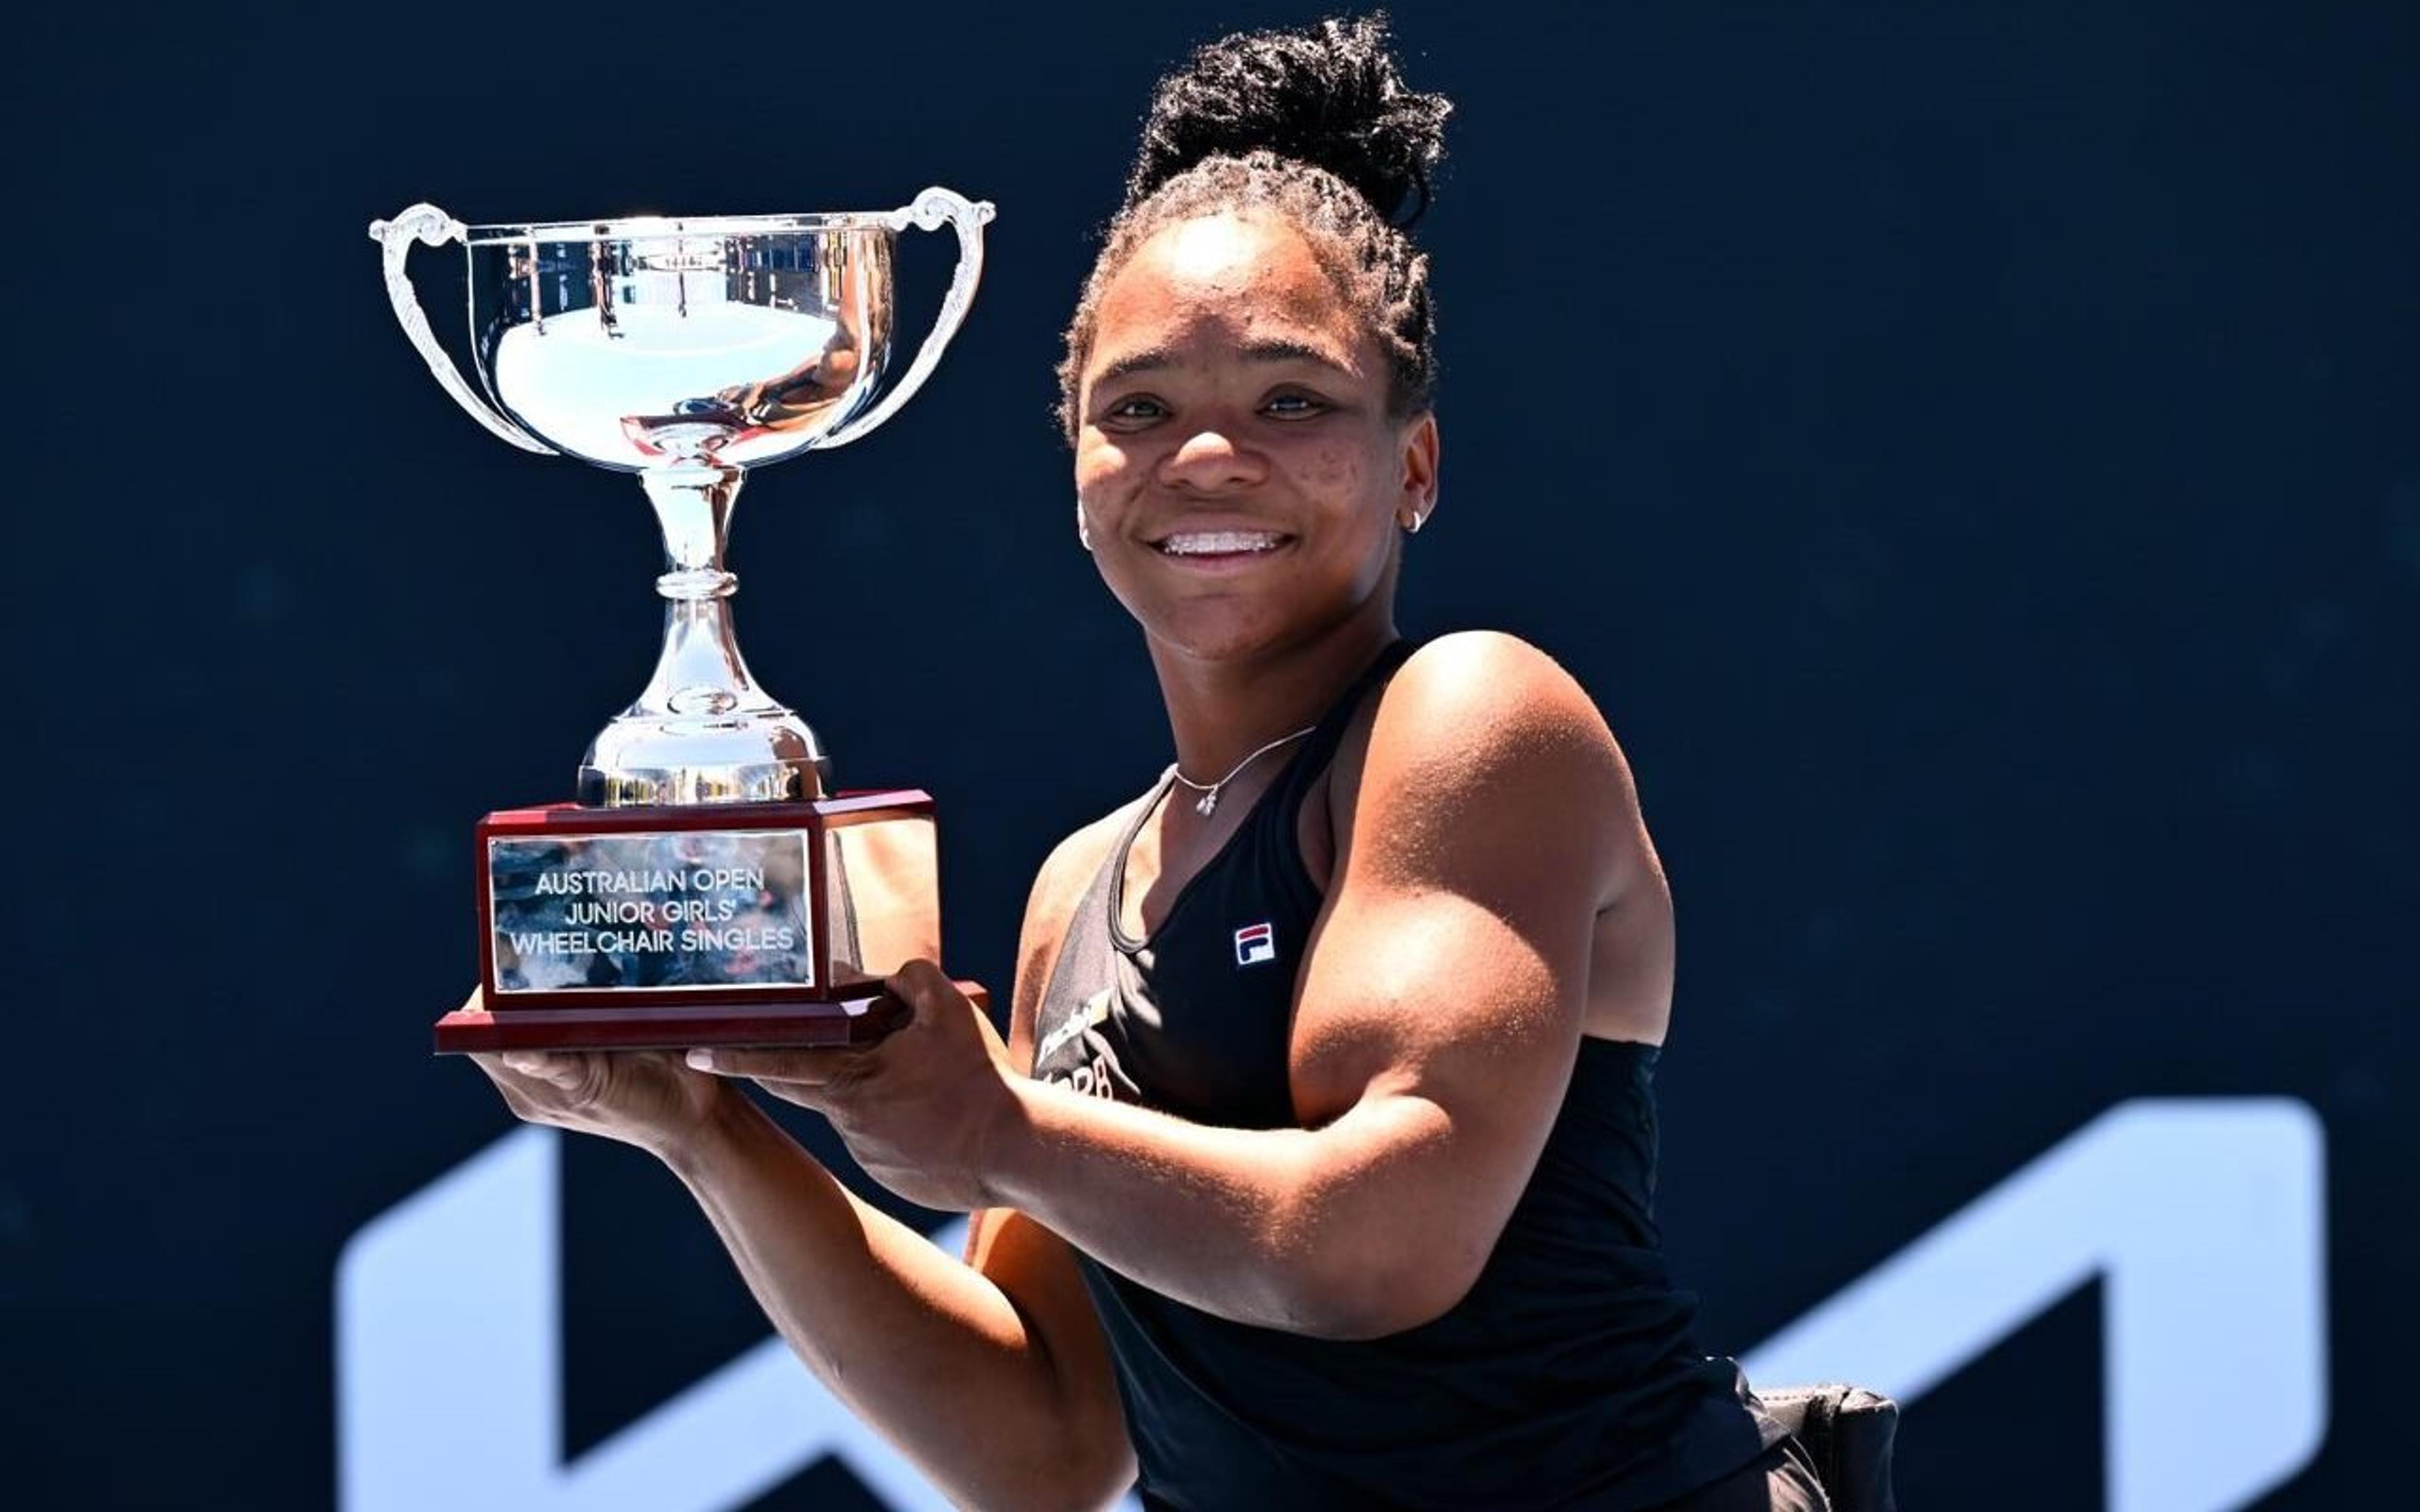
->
xmin=1023 ymin=796 xmax=1147 ymax=941
xmin=1390 ymin=630 xmax=1614 ymax=728
xmin=1364 ymin=631 xmax=1637 ymax=818
xmin=1294 ymin=633 xmax=1667 ymax=1118
xmin=1317 ymin=631 xmax=1658 ymax=922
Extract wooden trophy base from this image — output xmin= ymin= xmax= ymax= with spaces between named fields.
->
xmin=444 ymin=792 xmax=974 ymax=1055
xmin=433 ymin=980 xmax=988 ymax=1053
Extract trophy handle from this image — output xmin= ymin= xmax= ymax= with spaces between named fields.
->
xmin=367 ymin=204 xmax=557 ymax=455
xmin=817 ymin=186 xmax=997 ymax=450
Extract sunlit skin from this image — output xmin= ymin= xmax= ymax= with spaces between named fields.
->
xmin=1075 ymin=210 xmax=1439 ymax=782
xmin=466 ymin=205 xmax=1674 ymax=1512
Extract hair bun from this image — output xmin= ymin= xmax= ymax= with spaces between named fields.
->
xmin=1126 ymin=13 xmax=1451 ymax=226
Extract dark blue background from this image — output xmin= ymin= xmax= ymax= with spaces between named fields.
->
xmin=7 ymin=3 xmax=2411 ymax=1506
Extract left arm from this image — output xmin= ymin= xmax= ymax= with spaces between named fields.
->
xmin=706 ymin=634 xmax=1655 ymax=1340
xmin=994 ymin=634 xmax=1645 ymax=1337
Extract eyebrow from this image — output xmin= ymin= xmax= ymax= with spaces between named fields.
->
xmin=1090 ymin=338 xmax=1356 ymax=389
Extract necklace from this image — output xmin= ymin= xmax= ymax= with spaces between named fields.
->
xmin=1168 ymin=723 xmax=1318 ymax=817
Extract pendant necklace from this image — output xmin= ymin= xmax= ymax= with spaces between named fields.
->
xmin=1168 ymin=723 xmax=1318 ymax=817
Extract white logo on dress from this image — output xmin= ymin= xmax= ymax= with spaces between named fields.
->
xmin=1036 ymin=988 xmax=1114 ymax=1064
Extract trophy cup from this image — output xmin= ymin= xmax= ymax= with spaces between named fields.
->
xmin=369 ymin=188 xmax=994 ymax=1053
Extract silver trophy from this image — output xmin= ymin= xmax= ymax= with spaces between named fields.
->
xmin=369 ymin=188 xmax=994 ymax=1053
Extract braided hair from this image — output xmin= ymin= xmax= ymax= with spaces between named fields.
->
xmin=1057 ymin=13 xmax=1453 ymax=437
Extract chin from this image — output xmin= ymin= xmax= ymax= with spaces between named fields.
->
xmin=1139 ymin=602 xmax=1299 ymax=664
xmin=1144 ymin=593 xmax=1378 ymax=668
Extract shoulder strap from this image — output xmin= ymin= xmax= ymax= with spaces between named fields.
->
xmin=1264 ymin=638 xmax=1417 ymax=815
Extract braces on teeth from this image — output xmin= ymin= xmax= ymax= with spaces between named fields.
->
xmin=1161 ymin=532 xmax=1284 ymax=555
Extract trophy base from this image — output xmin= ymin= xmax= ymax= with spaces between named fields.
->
xmin=433 ymin=980 xmax=988 ymax=1053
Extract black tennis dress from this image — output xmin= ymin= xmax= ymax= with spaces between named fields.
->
xmin=1030 ymin=641 xmax=1785 ymax=1510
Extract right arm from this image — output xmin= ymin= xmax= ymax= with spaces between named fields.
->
xmin=470 ymin=818 xmax=1135 ymax=1512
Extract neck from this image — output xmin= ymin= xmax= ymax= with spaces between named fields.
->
xmin=1145 ymin=602 xmax=1400 ymax=785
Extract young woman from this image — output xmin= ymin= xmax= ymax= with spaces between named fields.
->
xmin=472 ymin=17 xmax=1826 ymax=1511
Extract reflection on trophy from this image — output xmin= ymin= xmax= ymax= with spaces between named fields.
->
xmin=369 ymin=188 xmax=995 ymax=1052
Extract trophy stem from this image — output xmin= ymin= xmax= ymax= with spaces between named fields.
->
xmin=573 ymin=464 xmax=831 ymax=807
xmin=645 ymin=459 xmax=740 ymax=595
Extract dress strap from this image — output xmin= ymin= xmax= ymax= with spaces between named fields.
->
xmin=1267 ymin=638 xmax=1417 ymax=803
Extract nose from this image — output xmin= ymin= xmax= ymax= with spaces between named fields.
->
xmin=1158 ymin=428 xmax=1267 ymax=493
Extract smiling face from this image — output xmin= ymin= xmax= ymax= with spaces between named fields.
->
xmin=1073 ymin=210 xmax=1438 ymax=666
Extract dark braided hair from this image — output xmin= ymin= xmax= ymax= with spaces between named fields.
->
xmin=1057 ymin=13 xmax=1452 ymax=438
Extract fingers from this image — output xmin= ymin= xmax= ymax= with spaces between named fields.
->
xmin=501 ymin=1050 xmax=587 ymax=1092
xmin=885 ymin=959 xmax=964 ymax=1021
xmin=467 ymin=1048 xmax=598 ymax=1109
xmin=467 ymin=1050 xmax=552 ymax=1123
xmin=684 ymin=1046 xmax=865 ymax=1086
xmin=466 ymin=1051 xmax=521 ymax=1100
xmin=887 ymin=961 xmax=1004 ymax=1059
xmin=683 ymin=961 xmax=961 ymax=1083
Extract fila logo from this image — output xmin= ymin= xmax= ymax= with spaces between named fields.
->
xmin=1234 ymin=922 xmax=1277 ymax=967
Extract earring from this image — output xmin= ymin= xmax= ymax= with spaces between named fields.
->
xmin=1076 ymin=502 xmax=1093 ymax=552
xmin=1402 ymin=509 xmax=1427 ymax=536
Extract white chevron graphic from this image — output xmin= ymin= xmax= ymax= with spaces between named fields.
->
xmin=339 ymin=1098 xmax=2325 ymax=1511
xmin=1742 ymin=1098 xmax=2326 ymax=1512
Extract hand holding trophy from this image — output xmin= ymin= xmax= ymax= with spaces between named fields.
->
xmin=369 ymin=188 xmax=994 ymax=1052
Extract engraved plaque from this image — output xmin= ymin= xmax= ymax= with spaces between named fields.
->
xmin=486 ymin=829 xmax=813 ymax=994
